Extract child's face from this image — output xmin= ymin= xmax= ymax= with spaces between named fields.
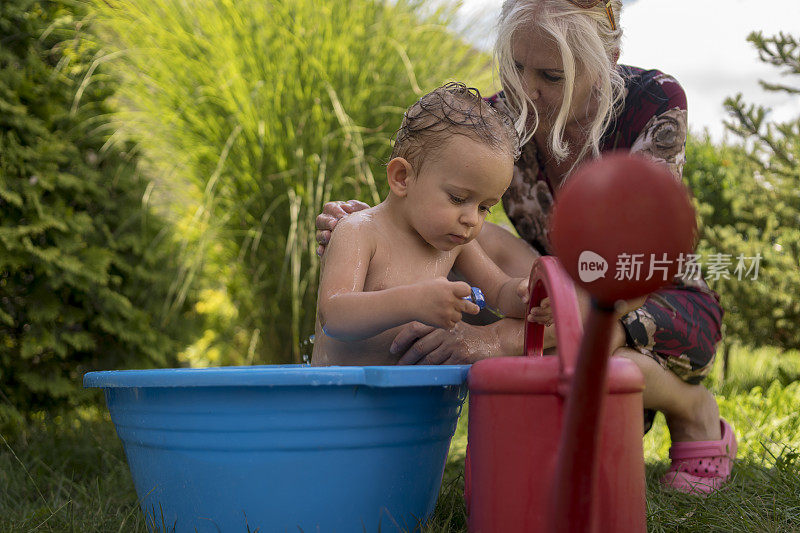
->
xmin=405 ymin=135 xmax=514 ymax=251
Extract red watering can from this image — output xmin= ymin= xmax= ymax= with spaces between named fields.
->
xmin=464 ymin=153 xmax=698 ymax=533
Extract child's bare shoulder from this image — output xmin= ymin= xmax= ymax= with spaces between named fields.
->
xmin=326 ymin=208 xmax=380 ymax=250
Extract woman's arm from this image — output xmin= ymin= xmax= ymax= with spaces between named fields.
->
xmin=624 ymin=70 xmax=689 ymax=180
xmin=629 ymin=107 xmax=688 ymax=180
xmin=391 ymin=319 xmax=527 ymax=365
xmin=474 ymin=222 xmax=540 ymax=277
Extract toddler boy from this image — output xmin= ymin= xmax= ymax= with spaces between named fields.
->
xmin=312 ymin=82 xmax=528 ymax=365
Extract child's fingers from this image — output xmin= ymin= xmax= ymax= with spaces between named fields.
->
xmin=525 ymin=297 xmax=551 ymax=311
xmin=459 ymin=300 xmax=480 ymax=315
xmin=450 ymin=281 xmax=472 ymax=298
xmin=449 ymin=310 xmax=463 ymax=328
xmin=528 ymin=306 xmax=551 ymax=318
xmin=529 ymin=297 xmax=550 ymax=309
xmin=527 ymin=311 xmax=553 ymax=326
xmin=527 ymin=313 xmax=548 ymax=324
xmin=433 ymin=315 xmax=459 ymax=331
xmin=528 ymin=304 xmax=553 ymax=323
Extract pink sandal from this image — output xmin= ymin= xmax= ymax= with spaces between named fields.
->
xmin=660 ymin=419 xmax=737 ymax=494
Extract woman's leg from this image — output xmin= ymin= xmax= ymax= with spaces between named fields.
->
xmin=612 ymin=287 xmax=725 ymax=443
xmin=613 ymin=344 xmax=721 ymax=442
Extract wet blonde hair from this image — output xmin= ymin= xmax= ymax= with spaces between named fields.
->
xmin=391 ymin=82 xmax=520 ymax=172
xmin=496 ymin=0 xmax=625 ymax=171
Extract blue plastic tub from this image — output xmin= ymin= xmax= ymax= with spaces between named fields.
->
xmin=84 ymin=365 xmax=469 ymax=532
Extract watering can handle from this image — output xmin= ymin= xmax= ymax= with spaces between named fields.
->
xmin=464 ymin=258 xmax=584 ymax=518
xmin=523 ymin=256 xmax=584 ymax=376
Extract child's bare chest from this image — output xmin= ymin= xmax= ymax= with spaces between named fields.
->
xmin=363 ymin=241 xmax=456 ymax=292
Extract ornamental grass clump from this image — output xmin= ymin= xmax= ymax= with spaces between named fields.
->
xmin=91 ymin=0 xmax=494 ymax=362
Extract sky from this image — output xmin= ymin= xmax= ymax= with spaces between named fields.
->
xmin=455 ymin=0 xmax=800 ymax=141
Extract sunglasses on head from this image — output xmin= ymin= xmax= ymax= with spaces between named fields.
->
xmin=564 ymin=0 xmax=616 ymax=31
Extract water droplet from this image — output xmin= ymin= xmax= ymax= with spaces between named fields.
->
xmin=299 ymin=334 xmax=316 ymax=364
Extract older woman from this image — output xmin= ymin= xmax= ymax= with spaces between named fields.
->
xmin=315 ymin=0 xmax=734 ymax=494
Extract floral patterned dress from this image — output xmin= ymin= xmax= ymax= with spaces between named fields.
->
xmin=488 ymin=66 xmax=724 ymax=429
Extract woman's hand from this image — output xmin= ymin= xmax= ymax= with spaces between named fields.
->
xmin=315 ymin=200 xmax=371 ymax=256
xmin=390 ymin=321 xmax=505 ymax=365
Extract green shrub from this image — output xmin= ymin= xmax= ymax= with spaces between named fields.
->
xmin=0 ymin=0 xmax=199 ymax=424
xmin=684 ymin=33 xmax=800 ymax=352
xmin=683 ymin=137 xmax=796 ymax=350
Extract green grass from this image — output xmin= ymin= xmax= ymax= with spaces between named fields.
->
xmin=2 ymin=346 xmax=799 ymax=532
xmin=0 ymin=409 xmax=146 ymax=532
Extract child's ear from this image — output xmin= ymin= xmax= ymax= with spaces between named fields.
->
xmin=387 ymin=157 xmax=415 ymax=197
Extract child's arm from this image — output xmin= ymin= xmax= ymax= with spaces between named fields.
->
xmin=454 ymin=240 xmax=529 ymax=319
xmin=318 ymin=217 xmax=479 ymax=341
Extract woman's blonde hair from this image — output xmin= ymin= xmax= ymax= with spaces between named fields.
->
xmin=495 ymin=0 xmax=625 ymax=172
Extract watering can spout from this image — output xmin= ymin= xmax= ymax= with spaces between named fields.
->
xmin=549 ymin=300 xmax=631 ymax=533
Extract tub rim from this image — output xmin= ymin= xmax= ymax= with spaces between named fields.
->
xmin=83 ymin=364 xmax=471 ymax=388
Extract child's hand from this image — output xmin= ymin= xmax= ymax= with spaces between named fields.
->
xmin=415 ymin=278 xmax=480 ymax=330
xmin=527 ymin=296 xmax=553 ymax=327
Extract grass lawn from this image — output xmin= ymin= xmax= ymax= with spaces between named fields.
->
xmin=2 ymin=346 xmax=799 ymax=532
